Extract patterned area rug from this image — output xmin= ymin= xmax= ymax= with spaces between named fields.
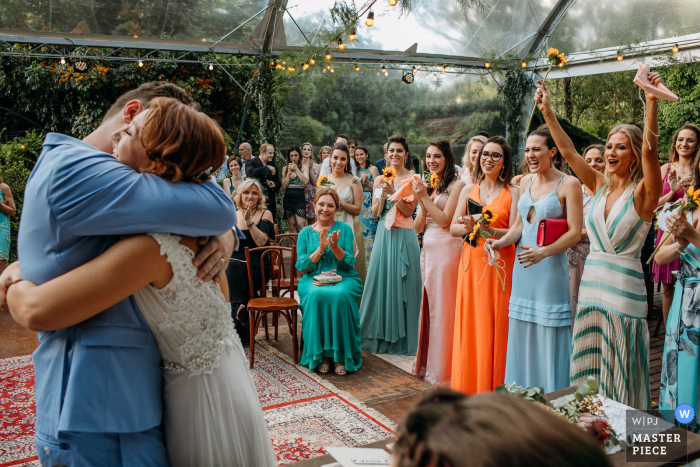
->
xmin=0 ymin=343 xmax=394 ymax=466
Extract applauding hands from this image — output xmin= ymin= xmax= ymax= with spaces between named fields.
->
xmin=318 ymin=227 xmax=341 ymax=255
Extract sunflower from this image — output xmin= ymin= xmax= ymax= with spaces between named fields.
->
xmin=547 ymin=47 xmax=560 ymax=57
xmin=317 ymin=174 xmax=334 ymax=187
xmin=482 ymin=206 xmax=495 ymax=221
xmin=429 ymin=173 xmax=439 ymax=189
xmin=382 ymin=166 xmax=397 ymax=183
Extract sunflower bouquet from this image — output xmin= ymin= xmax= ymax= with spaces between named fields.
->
xmin=647 ymin=185 xmax=700 ymax=264
xmin=429 ymin=173 xmax=438 ymax=189
xmin=459 ymin=207 xmax=498 ymax=250
xmin=316 ymin=174 xmax=335 ymax=187
xmin=525 ymin=47 xmax=567 ymax=134
xmin=382 ymin=166 xmax=397 ymax=183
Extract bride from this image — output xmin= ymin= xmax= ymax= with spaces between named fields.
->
xmin=1 ymin=98 xmax=277 ymax=467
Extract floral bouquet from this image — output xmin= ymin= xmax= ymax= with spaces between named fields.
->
xmin=458 ymin=206 xmax=497 ymax=250
xmin=428 ymin=173 xmax=439 ymax=190
xmin=525 ymin=47 xmax=567 ymax=134
xmin=647 ymin=185 xmax=700 ymax=264
xmin=317 ymin=174 xmax=334 ymax=187
xmin=376 ymin=167 xmax=397 ymax=217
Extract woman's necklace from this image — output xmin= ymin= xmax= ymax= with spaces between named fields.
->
xmin=479 ymin=183 xmax=500 ymax=204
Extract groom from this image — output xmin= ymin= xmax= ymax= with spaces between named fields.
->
xmin=4 ymin=82 xmax=237 ymax=466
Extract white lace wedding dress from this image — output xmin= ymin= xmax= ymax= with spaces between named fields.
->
xmin=133 ymin=233 xmax=277 ymax=467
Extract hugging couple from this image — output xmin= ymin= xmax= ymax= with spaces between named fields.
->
xmin=0 ymin=82 xmax=277 ymax=467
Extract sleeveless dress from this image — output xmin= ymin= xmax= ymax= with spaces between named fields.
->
xmin=283 ymin=169 xmax=307 ymax=219
xmin=451 ymin=185 xmax=516 ymax=394
xmin=412 ymin=191 xmax=463 ymax=388
xmin=134 ymin=233 xmax=277 ymax=467
xmin=652 ymin=171 xmax=683 ymax=284
xmin=296 ymin=222 xmax=364 ymax=372
xmin=504 ymin=175 xmax=572 ymax=393
xmin=567 ymin=186 xmax=594 ymax=314
xmin=336 ymin=185 xmax=366 ymax=283
xmin=0 ymin=190 xmax=9 ymax=261
xmin=360 ymin=185 xmax=422 ymax=355
xmin=570 ymin=184 xmax=652 ymax=409
xmin=659 ymin=241 xmax=700 ymax=427
xmin=358 ymin=167 xmax=378 ymax=272
xmin=304 ymin=164 xmax=318 ymax=219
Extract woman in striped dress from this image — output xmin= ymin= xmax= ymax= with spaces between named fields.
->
xmin=533 ymin=74 xmax=663 ymax=409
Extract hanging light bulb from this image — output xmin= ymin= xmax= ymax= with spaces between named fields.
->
xmin=327 ymin=65 xmax=331 ymax=70
xmin=282 ymin=61 xmax=286 ymax=65
xmin=355 ymin=65 xmax=360 ymax=72
xmin=558 ymin=62 xmax=564 ymax=68
xmin=412 ymin=66 xmax=417 ymax=74
xmin=366 ymin=10 xmax=374 ymax=27
xmin=209 ymin=64 xmax=214 ymax=70
xmin=616 ymin=52 xmax=624 ymax=61
xmin=434 ymin=74 xmax=438 ymax=80
xmin=325 ymin=50 xmax=332 ymax=61
xmin=338 ymin=39 xmax=345 ymax=50
xmin=302 ymin=63 xmax=310 ymax=71
xmin=323 ymin=68 xmax=327 ymax=73
xmin=330 ymin=68 xmax=335 ymax=73
xmin=381 ymin=65 xmax=386 ymax=73
xmin=672 ymin=43 xmax=680 ymax=53
xmin=441 ymin=65 xmax=446 ymax=73
xmin=484 ymin=61 xmax=491 ymax=69
xmin=138 ymin=60 xmax=143 ymax=67
xmin=60 ymin=57 xmax=66 ymax=64
xmin=288 ymin=66 xmax=296 ymax=72
xmin=521 ymin=61 xmax=527 ymax=68
xmin=389 ymin=0 xmax=398 ymax=5
xmin=269 ymin=60 xmax=275 ymax=67
xmin=349 ymin=31 xmax=356 ymax=42
xmin=310 ymin=55 xmax=316 ymax=65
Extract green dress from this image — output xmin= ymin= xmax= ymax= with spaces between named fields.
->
xmin=296 ymin=222 xmax=364 ymax=372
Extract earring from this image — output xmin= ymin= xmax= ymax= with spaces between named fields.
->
xmin=499 ymin=168 xmax=507 ymax=181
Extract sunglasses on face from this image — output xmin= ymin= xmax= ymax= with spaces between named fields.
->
xmin=480 ymin=151 xmax=504 ymax=162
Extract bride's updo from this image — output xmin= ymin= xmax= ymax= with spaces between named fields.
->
xmin=140 ymin=97 xmax=226 ymax=183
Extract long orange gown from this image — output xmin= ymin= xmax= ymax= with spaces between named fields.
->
xmin=451 ymin=184 xmax=516 ymax=394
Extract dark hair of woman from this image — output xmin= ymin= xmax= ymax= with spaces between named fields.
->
xmin=332 ymin=142 xmax=352 ymax=174
xmin=226 ymin=155 xmax=242 ymax=173
xmin=522 ymin=124 xmax=569 ymax=174
xmin=387 ymin=134 xmax=413 ymax=171
xmin=669 ymin=123 xmax=700 ymax=188
xmin=286 ymin=146 xmax=302 ymax=164
xmin=392 ymin=389 xmax=612 ymax=467
xmin=472 ymin=135 xmax=513 ymax=187
xmin=355 ymin=145 xmax=373 ymax=168
xmin=583 ymin=144 xmax=606 ymax=159
xmin=425 ymin=139 xmax=458 ymax=196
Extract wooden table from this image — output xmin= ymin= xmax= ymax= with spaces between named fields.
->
xmin=293 ymin=387 xmax=700 ymax=466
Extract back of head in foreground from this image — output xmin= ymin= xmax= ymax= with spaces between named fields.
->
xmin=392 ymin=389 xmax=612 ymax=467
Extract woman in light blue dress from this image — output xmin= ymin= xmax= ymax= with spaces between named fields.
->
xmin=355 ymin=145 xmax=379 ymax=271
xmin=0 ymin=173 xmax=16 ymax=272
xmin=489 ymin=126 xmax=582 ymax=392
xmin=360 ymin=134 xmax=422 ymax=355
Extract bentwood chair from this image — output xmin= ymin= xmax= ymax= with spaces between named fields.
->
xmin=245 ymin=245 xmax=299 ymax=368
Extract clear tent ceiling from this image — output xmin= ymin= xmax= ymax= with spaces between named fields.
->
xmin=1 ymin=0 xmax=699 ymax=59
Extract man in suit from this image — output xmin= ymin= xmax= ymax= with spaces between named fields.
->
xmin=245 ymin=143 xmax=281 ymax=220
xmin=3 ymin=82 xmax=236 ymax=466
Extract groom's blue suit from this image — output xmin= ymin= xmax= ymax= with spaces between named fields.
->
xmin=18 ymin=134 xmax=236 ymax=466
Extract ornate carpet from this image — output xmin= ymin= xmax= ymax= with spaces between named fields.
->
xmin=0 ymin=343 xmax=394 ymax=466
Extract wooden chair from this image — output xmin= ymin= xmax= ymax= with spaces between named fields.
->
xmin=245 ymin=245 xmax=299 ymax=368
xmin=273 ymin=234 xmax=300 ymax=298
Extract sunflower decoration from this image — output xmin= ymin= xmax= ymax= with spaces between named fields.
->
xmin=459 ymin=206 xmax=499 ymax=250
xmin=526 ymin=47 xmax=567 ymax=133
xmin=648 ymin=185 xmax=700 ymax=264
xmin=429 ymin=173 xmax=439 ymax=189
xmin=317 ymin=174 xmax=335 ymax=187
xmin=382 ymin=166 xmax=397 ymax=183
xmin=481 ymin=207 xmax=497 ymax=223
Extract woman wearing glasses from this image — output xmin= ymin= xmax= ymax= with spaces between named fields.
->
xmin=488 ymin=126 xmax=582 ymax=393
xmin=449 ymin=136 xmax=518 ymax=394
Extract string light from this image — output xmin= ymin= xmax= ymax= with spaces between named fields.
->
xmin=521 ymin=61 xmax=527 ymax=68
xmin=484 ymin=61 xmax=491 ymax=68
xmin=330 ymin=68 xmax=335 ymax=73
xmin=209 ymin=64 xmax=214 ymax=70
xmin=60 ymin=57 xmax=65 ymax=64
xmin=288 ymin=66 xmax=296 ymax=72
xmin=617 ymin=53 xmax=624 ymax=61
xmin=441 ymin=65 xmax=446 ymax=73
xmin=323 ymin=68 xmax=327 ymax=73
xmin=412 ymin=66 xmax=417 ymax=74
xmin=389 ymin=0 xmax=398 ymax=5
xmin=325 ymin=50 xmax=332 ymax=61
xmin=302 ymin=63 xmax=310 ymax=71
xmin=310 ymin=55 xmax=316 ymax=65
xmin=366 ymin=10 xmax=374 ymax=27
xmin=338 ymin=39 xmax=345 ymax=50
xmin=349 ymin=31 xmax=356 ymax=42
xmin=673 ymin=43 xmax=680 ymax=53
xmin=138 ymin=60 xmax=143 ymax=67
xmin=381 ymin=65 xmax=386 ymax=73
xmin=355 ymin=65 xmax=360 ymax=71
xmin=270 ymin=61 xmax=275 ymax=67
xmin=327 ymin=65 xmax=331 ymax=70
xmin=558 ymin=62 xmax=564 ymax=68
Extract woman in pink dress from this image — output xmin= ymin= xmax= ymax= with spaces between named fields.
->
xmin=459 ymin=135 xmax=487 ymax=184
xmin=412 ymin=139 xmax=465 ymax=387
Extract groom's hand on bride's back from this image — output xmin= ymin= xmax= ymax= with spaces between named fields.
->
xmin=194 ymin=231 xmax=236 ymax=282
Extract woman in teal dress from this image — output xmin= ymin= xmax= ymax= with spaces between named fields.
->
xmin=355 ymin=145 xmax=379 ymax=271
xmin=360 ymin=134 xmax=423 ymax=355
xmin=656 ymin=202 xmax=700 ymax=428
xmin=296 ymin=187 xmax=363 ymax=375
xmin=0 ymin=172 xmax=16 ymax=273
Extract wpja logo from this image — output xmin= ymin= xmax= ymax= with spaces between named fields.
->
xmin=675 ymin=404 xmax=696 ymax=424
xmin=626 ymin=408 xmax=688 ymax=462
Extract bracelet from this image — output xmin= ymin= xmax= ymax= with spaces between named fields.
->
xmin=7 ymin=278 xmax=22 ymax=290
xmin=247 ymin=222 xmax=254 ymax=227
xmin=675 ymin=243 xmax=686 ymax=254
xmin=541 ymin=108 xmax=551 ymax=117
xmin=315 ymin=248 xmax=324 ymax=256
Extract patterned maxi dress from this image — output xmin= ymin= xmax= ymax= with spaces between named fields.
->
xmin=357 ymin=167 xmax=378 ymax=271
xmin=567 ymin=186 xmax=594 ymax=314
xmin=570 ymin=184 xmax=652 ymax=409
xmin=659 ymin=242 xmax=700 ymax=427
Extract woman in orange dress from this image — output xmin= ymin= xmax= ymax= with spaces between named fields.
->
xmin=449 ymin=136 xmax=518 ymax=394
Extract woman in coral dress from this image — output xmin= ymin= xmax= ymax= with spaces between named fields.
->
xmin=449 ymin=136 xmax=518 ymax=394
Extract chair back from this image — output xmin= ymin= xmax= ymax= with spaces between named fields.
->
xmin=275 ymin=234 xmax=300 ymax=279
xmin=244 ymin=245 xmax=297 ymax=299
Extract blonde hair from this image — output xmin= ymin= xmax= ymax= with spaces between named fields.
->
xmin=259 ymin=143 xmax=274 ymax=155
xmin=462 ymin=135 xmax=488 ymax=172
xmin=319 ymin=146 xmax=332 ymax=160
xmin=603 ymin=124 xmax=644 ymax=192
xmin=301 ymin=142 xmax=317 ymax=164
xmin=232 ymin=178 xmax=267 ymax=211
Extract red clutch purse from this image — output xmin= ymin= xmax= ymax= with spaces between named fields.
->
xmin=536 ymin=219 xmax=568 ymax=247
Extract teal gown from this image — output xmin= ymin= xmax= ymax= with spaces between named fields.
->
xmin=359 ymin=198 xmax=422 ymax=355
xmin=296 ymin=222 xmax=363 ymax=372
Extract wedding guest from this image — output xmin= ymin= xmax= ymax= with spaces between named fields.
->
xmin=296 ymin=188 xmax=363 ymax=375
xmin=654 ymin=190 xmax=700 ymax=414
xmin=247 ymin=144 xmax=281 ymax=221
xmin=319 ymin=145 xmax=332 ymax=163
xmin=412 ymin=140 xmax=465 ymax=388
xmin=348 ymin=140 xmax=357 ymax=161
xmin=327 ymin=143 xmax=365 ymax=282
xmin=282 ymin=146 xmax=310 ymax=234
xmin=489 ymin=126 xmax=582 ymax=393
xmin=458 ymin=135 xmax=487 ymax=184
xmin=227 ymin=179 xmax=275 ymax=344
xmin=537 ymin=73 xmax=663 ymax=409
xmin=239 ymin=142 xmax=254 ymax=177
xmin=0 ymin=172 xmax=16 ymax=274
xmin=450 ymin=136 xmax=518 ymax=394
xmin=391 ymin=390 xmax=612 ymax=467
xmin=361 ymin=134 xmax=422 ymax=355
xmin=302 ymin=142 xmax=319 ymax=224
xmin=567 ymin=145 xmax=605 ymax=313
xmin=355 ymin=145 xmax=379 ymax=271
xmin=652 ymin=124 xmax=700 ymax=324
xmin=321 ymin=135 xmax=357 ymax=175
xmin=222 ymin=156 xmax=244 ymax=199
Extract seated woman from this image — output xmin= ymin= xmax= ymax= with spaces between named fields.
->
xmin=227 ymin=178 xmax=275 ymax=344
xmin=296 ymin=187 xmax=363 ymax=375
